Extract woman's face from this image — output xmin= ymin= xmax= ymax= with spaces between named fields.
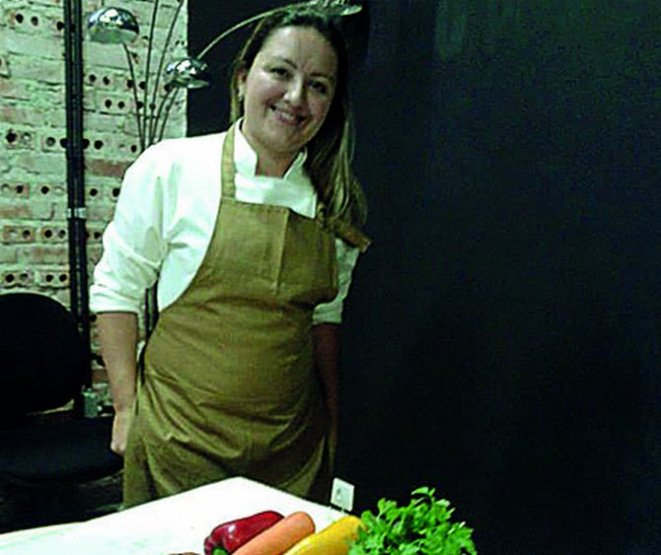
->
xmin=238 ymin=26 xmax=338 ymax=168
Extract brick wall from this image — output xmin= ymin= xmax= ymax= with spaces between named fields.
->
xmin=0 ymin=0 xmax=188 ymax=387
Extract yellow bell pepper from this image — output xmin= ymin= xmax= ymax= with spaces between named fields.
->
xmin=282 ymin=515 xmax=363 ymax=555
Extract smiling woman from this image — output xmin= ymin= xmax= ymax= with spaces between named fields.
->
xmin=89 ymin=6 xmax=370 ymax=510
xmin=237 ymin=26 xmax=338 ymax=177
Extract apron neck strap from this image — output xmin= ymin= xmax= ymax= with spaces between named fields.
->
xmin=221 ymin=123 xmax=238 ymax=199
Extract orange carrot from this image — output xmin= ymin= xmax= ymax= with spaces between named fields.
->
xmin=233 ymin=511 xmax=316 ymax=555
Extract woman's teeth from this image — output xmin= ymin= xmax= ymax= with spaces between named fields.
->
xmin=273 ymin=107 xmax=304 ymax=125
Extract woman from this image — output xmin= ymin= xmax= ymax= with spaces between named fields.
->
xmin=90 ymin=8 xmax=369 ymax=508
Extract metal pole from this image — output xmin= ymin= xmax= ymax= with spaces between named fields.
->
xmin=64 ymin=0 xmax=92 ymax=390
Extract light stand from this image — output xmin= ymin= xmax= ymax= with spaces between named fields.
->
xmin=64 ymin=0 xmax=92 ymax=403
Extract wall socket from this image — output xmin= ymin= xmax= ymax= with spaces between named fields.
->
xmin=330 ymin=477 xmax=355 ymax=512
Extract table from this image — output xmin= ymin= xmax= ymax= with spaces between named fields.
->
xmin=0 ymin=477 xmax=345 ymax=553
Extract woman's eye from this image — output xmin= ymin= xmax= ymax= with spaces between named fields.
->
xmin=310 ymin=81 xmax=329 ymax=95
xmin=271 ymin=67 xmax=290 ymax=78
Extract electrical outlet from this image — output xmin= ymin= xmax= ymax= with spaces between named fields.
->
xmin=330 ymin=477 xmax=355 ymax=512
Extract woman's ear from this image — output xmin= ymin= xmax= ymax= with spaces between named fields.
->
xmin=237 ymin=70 xmax=247 ymax=101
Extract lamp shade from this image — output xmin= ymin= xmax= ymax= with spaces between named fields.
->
xmin=165 ymin=58 xmax=212 ymax=89
xmin=312 ymin=0 xmax=363 ymax=16
xmin=87 ymin=7 xmax=139 ymax=45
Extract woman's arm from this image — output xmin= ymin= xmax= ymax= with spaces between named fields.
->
xmin=313 ymin=323 xmax=340 ymax=434
xmin=97 ymin=311 xmax=139 ymax=456
xmin=311 ymin=242 xmax=361 ymax=455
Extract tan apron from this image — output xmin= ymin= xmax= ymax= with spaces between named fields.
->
xmin=123 ymin=124 xmax=360 ymax=507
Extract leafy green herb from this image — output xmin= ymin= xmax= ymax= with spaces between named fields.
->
xmin=348 ymin=486 xmax=477 ymax=554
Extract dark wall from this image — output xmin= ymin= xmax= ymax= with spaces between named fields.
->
xmin=189 ymin=1 xmax=661 ymax=553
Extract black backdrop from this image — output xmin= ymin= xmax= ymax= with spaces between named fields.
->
xmin=188 ymin=1 xmax=661 ymax=553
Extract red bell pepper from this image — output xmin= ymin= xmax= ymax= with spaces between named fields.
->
xmin=204 ymin=510 xmax=285 ymax=555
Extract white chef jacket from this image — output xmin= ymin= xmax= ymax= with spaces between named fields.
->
xmin=90 ymin=125 xmax=360 ymax=324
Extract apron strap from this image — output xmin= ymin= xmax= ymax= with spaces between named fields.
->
xmin=327 ymin=217 xmax=371 ymax=253
xmin=221 ymin=123 xmax=238 ymax=199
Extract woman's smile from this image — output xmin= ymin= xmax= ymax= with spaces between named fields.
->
xmin=271 ymin=104 xmax=306 ymax=126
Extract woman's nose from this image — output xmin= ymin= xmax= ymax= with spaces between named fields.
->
xmin=285 ymin=78 xmax=306 ymax=106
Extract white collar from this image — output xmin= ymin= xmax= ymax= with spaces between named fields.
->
xmin=234 ymin=119 xmax=308 ymax=180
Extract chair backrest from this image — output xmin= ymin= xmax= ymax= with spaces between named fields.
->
xmin=0 ymin=293 xmax=85 ymax=420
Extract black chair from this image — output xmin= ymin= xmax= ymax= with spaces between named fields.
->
xmin=0 ymin=292 xmax=122 ymax=487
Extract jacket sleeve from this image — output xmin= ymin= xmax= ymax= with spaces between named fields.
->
xmin=89 ymin=145 xmax=172 ymax=314
xmin=312 ymin=238 xmax=361 ymax=325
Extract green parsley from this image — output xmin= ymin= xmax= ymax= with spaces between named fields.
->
xmin=348 ymin=486 xmax=477 ymax=555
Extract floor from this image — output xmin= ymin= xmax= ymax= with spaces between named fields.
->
xmin=0 ymin=473 xmax=122 ymax=534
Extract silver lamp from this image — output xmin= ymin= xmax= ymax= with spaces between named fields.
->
xmin=164 ymin=58 xmax=212 ymax=90
xmin=87 ymin=0 xmax=363 ymax=152
xmin=87 ymin=7 xmax=139 ymax=44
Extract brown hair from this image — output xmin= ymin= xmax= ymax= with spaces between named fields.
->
xmin=229 ymin=8 xmax=367 ymax=227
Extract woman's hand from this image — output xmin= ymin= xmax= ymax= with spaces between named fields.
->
xmin=111 ymin=408 xmax=134 ymax=456
xmin=97 ymin=312 xmax=140 ymax=456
